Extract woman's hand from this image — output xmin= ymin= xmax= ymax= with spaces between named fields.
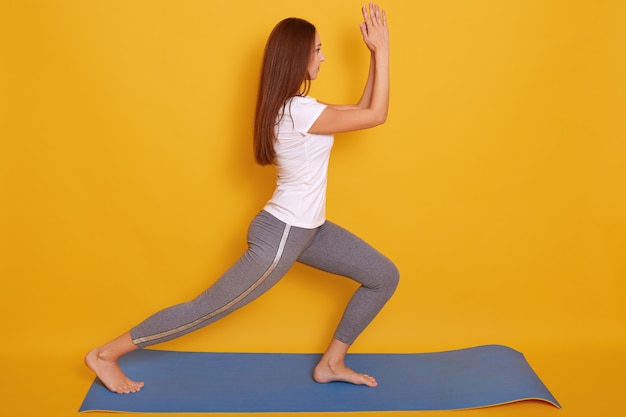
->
xmin=359 ymin=3 xmax=389 ymax=54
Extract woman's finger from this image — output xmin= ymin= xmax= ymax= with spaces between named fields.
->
xmin=362 ymin=4 xmax=372 ymax=27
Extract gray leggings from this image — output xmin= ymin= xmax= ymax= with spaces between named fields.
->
xmin=131 ymin=210 xmax=399 ymax=347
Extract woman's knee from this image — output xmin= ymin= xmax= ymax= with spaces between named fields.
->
xmin=371 ymin=258 xmax=399 ymax=298
xmin=384 ymin=261 xmax=400 ymax=295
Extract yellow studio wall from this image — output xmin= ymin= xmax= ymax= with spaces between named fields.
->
xmin=1 ymin=1 xmax=625 ymax=416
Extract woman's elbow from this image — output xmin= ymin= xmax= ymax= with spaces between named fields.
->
xmin=371 ymin=112 xmax=388 ymax=127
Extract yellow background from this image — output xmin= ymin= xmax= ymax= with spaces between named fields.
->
xmin=1 ymin=1 xmax=625 ymax=416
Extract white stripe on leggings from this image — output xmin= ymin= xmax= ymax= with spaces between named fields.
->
xmin=133 ymin=223 xmax=292 ymax=345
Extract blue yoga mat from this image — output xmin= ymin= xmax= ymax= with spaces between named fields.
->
xmin=79 ymin=345 xmax=560 ymax=413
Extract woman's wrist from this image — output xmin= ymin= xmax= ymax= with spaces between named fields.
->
xmin=373 ymin=49 xmax=389 ymax=62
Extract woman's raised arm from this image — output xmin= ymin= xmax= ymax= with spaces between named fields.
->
xmin=309 ymin=3 xmax=390 ymax=134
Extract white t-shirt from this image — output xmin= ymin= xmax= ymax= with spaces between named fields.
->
xmin=263 ymin=96 xmax=333 ymax=228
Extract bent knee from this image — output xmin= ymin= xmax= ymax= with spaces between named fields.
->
xmin=374 ymin=260 xmax=399 ymax=298
xmin=385 ymin=262 xmax=400 ymax=294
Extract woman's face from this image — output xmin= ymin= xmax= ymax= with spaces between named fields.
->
xmin=307 ymin=32 xmax=325 ymax=80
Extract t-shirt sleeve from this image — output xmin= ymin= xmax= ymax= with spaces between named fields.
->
xmin=291 ymin=97 xmax=327 ymax=135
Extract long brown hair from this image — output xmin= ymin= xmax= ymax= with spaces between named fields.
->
xmin=253 ymin=18 xmax=316 ymax=165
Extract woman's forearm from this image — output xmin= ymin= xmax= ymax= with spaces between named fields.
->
xmin=356 ymin=53 xmax=376 ymax=108
xmin=358 ymin=3 xmax=389 ymax=120
xmin=367 ymin=48 xmax=390 ymax=124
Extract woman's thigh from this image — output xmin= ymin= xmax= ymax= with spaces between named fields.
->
xmin=296 ymin=221 xmax=398 ymax=287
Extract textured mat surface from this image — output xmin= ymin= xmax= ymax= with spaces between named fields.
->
xmin=79 ymin=345 xmax=560 ymax=413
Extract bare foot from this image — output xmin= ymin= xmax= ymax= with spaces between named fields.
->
xmin=313 ymin=359 xmax=378 ymax=387
xmin=85 ymin=348 xmax=144 ymax=394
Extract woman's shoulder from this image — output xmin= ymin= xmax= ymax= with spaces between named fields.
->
xmin=287 ymin=96 xmax=326 ymax=115
xmin=278 ymin=95 xmax=327 ymax=134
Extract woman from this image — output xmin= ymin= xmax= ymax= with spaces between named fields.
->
xmin=85 ymin=2 xmax=397 ymax=394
